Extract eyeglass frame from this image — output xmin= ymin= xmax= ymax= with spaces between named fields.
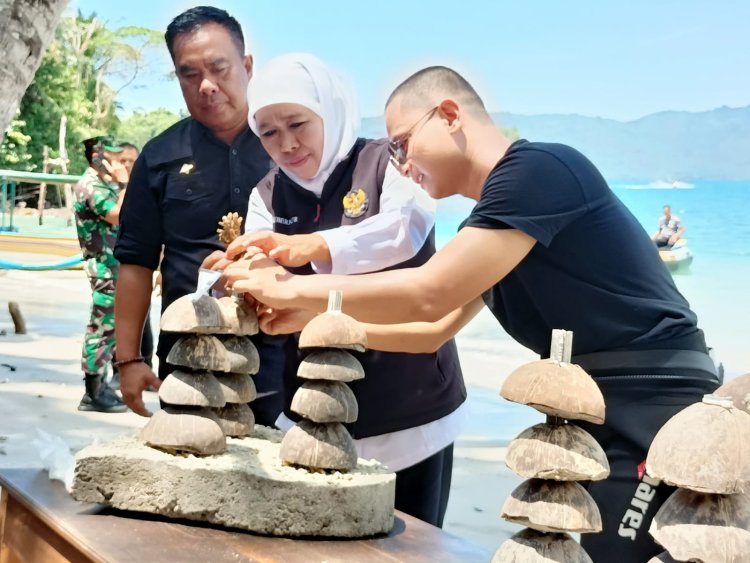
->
xmin=387 ymin=106 xmax=439 ymax=169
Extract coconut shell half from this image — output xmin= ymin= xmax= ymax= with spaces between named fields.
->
xmin=141 ymin=407 xmax=225 ymax=455
xmin=216 ymin=296 xmax=259 ymax=336
xmin=291 ymin=380 xmax=358 ymax=423
xmin=649 ymin=488 xmax=750 ymax=562
xmin=220 ymin=336 xmax=260 ymax=374
xmin=215 ymin=372 xmax=257 ymax=403
xmin=297 ymin=350 xmax=365 ymax=382
xmin=213 ymin=403 xmax=255 ymax=437
xmin=501 ymin=359 xmax=605 ymax=424
xmin=502 ymin=479 xmax=602 ymax=534
xmin=280 ymin=420 xmax=357 ymax=471
xmin=647 ymin=553 xmax=682 ymax=563
xmin=647 ymin=397 xmax=750 ymax=494
xmin=160 ymin=294 xmax=227 ymax=334
xmin=492 ymin=528 xmax=593 ymax=563
xmin=298 ymin=312 xmax=367 ymax=352
xmin=166 ymin=335 xmax=258 ymax=373
xmin=715 ymin=373 xmax=750 ymax=415
xmin=506 ymin=423 xmax=610 ymax=481
xmin=158 ymin=370 xmax=225 ymax=408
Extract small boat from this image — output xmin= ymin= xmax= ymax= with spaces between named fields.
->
xmin=659 ymin=239 xmax=693 ymax=273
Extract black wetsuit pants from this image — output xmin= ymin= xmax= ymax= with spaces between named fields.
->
xmin=577 ymin=375 xmax=719 ymax=563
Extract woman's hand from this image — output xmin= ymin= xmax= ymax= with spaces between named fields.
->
xmin=223 ymin=253 xmax=298 ymax=309
xmin=226 ymin=231 xmax=330 ymax=267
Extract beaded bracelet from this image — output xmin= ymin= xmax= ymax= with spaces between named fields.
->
xmin=113 ymin=356 xmax=145 ymax=368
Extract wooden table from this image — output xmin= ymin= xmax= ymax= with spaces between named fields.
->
xmin=0 ymin=469 xmax=491 ymax=562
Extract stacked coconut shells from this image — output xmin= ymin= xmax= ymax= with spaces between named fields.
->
xmin=280 ymin=290 xmax=364 ymax=472
xmin=140 ymin=292 xmax=260 ymax=455
xmin=645 ymin=382 xmax=750 ymax=563
xmin=493 ymin=329 xmax=608 ymax=563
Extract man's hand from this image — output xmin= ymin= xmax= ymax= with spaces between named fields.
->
xmin=120 ymin=362 xmax=161 ymax=417
xmin=102 ymin=158 xmax=129 ymax=184
xmin=226 ymin=231 xmax=330 ymax=267
xmin=224 ymin=254 xmax=297 ymax=310
xmin=258 ymin=306 xmax=316 ymax=335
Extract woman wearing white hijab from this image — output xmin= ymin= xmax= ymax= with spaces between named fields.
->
xmin=243 ymin=52 xmax=434 ymax=275
xmin=233 ymin=53 xmax=467 ymax=528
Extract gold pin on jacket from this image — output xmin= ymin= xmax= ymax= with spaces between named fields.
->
xmin=342 ymin=188 xmax=368 ymax=218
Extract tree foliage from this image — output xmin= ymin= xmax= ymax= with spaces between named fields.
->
xmin=117 ymin=108 xmax=183 ymax=151
xmin=0 ymin=12 xmax=164 ymax=174
xmin=0 ymin=119 xmax=34 ymax=171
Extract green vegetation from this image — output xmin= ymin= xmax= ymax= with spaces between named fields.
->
xmin=117 ymin=108 xmax=183 ymax=151
xmin=0 ymin=12 xmax=167 ymax=175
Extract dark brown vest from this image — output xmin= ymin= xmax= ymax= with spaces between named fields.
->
xmin=256 ymin=138 xmax=466 ymax=438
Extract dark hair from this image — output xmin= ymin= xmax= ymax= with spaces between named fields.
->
xmin=165 ymin=6 xmax=244 ymax=60
xmin=387 ymin=66 xmax=489 ymax=121
xmin=82 ymin=138 xmax=102 ymax=165
xmin=118 ymin=142 xmax=139 ymax=152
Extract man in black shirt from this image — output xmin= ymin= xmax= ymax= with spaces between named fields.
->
xmin=114 ymin=7 xmax=282 ymax=422
xmin=224 ymin=67 xmax=721 ymax=562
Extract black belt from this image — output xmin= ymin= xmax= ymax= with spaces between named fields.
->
xmin=571 ymin=349 xmax=720 ymax=382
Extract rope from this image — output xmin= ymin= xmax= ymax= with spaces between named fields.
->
xmin=0 ymin=254 xmax=82 ymax=270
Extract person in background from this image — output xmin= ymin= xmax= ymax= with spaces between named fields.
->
xmin=117 ymin=142 xmax=139 ymax=175
xmin=114 ymin=6 xmax=284 ymax=424
xmin=115 ymin=141 xmax=155 ymax=376
xmin=224 ymin=66 xmax=721 ymax=562
xmin=651 ymin=204 xmax=685 ymax=247
xmin=209 ymin=54 xmax=466 ymax=527
xmin=73 ymin=136 xmax=129 ymax=413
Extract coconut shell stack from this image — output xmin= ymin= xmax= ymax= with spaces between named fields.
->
xmin=141 ymin=213 xmax=261 ymax=454
xmin=280 ymin=290 xmax=364 ymax=472
xmin=645 ymin=393 xmax=750 ymax=562
xmin=493 ymin=329 xmax=607 ymax=562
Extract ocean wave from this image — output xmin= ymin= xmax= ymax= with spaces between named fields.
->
xmin=617 ymin=180 xmax=695 ymax=190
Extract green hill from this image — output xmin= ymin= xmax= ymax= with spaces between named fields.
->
xmin=362 ymin=105 xmax=750 ymax=181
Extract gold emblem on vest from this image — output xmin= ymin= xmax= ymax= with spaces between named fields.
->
xmin=342 ymin=188 xmax=368 ymax=218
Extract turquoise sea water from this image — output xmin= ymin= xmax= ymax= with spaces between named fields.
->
xmin=437 ymin=180 xmax=750 ymax=378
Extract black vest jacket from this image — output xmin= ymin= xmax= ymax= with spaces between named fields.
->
xmin=255 ymin=138 xmax=467 ymax=438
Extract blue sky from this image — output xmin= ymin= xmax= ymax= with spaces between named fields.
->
xmin=70 ymin=0 xmax=750 ymax=121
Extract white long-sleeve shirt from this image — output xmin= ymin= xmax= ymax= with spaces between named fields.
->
xmin=246 ymin=164 xmax=465 ymax=472
xmin=247 ymin=165 xmax=437 ymax=273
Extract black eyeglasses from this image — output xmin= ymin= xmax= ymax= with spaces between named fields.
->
xmin=387 ymin=106 xmax=439 ymax=169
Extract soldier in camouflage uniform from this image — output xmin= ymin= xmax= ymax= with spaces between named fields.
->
xmin=73 ymin=137 xmax=129 ymax=413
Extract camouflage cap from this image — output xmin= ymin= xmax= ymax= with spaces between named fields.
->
xmin=82 ymin=136 xmax=123 ymax=153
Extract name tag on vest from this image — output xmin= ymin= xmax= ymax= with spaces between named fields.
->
xmin=274 ymin=216 xmax=298 ymax=226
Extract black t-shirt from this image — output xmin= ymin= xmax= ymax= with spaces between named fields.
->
xmin=462 ymin=139 xmax=702 ymax=358
xmin=114 ymin=117 xmax=273 ymax=358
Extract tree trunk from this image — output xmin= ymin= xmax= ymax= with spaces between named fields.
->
xmin=0 ymin=0 xmax=70 ymax=139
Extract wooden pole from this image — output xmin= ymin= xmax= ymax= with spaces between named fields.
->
xmin=57 ymin=116 xmax=74 ymax=227
xmin=38 ymin=146 xmax=49 ymax=225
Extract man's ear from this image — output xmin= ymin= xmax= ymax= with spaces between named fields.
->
xmin=438 ymin=99 xmax=461 ymax=132
xmin=244 ymin=54 xmax=254 ymax=80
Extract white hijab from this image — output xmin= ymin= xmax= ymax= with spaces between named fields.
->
xmin=248 ymin=53 xmax=360 ymax=196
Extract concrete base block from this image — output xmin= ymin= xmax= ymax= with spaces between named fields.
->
xmin=71 ymin=426 xmax=396 ymax=537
